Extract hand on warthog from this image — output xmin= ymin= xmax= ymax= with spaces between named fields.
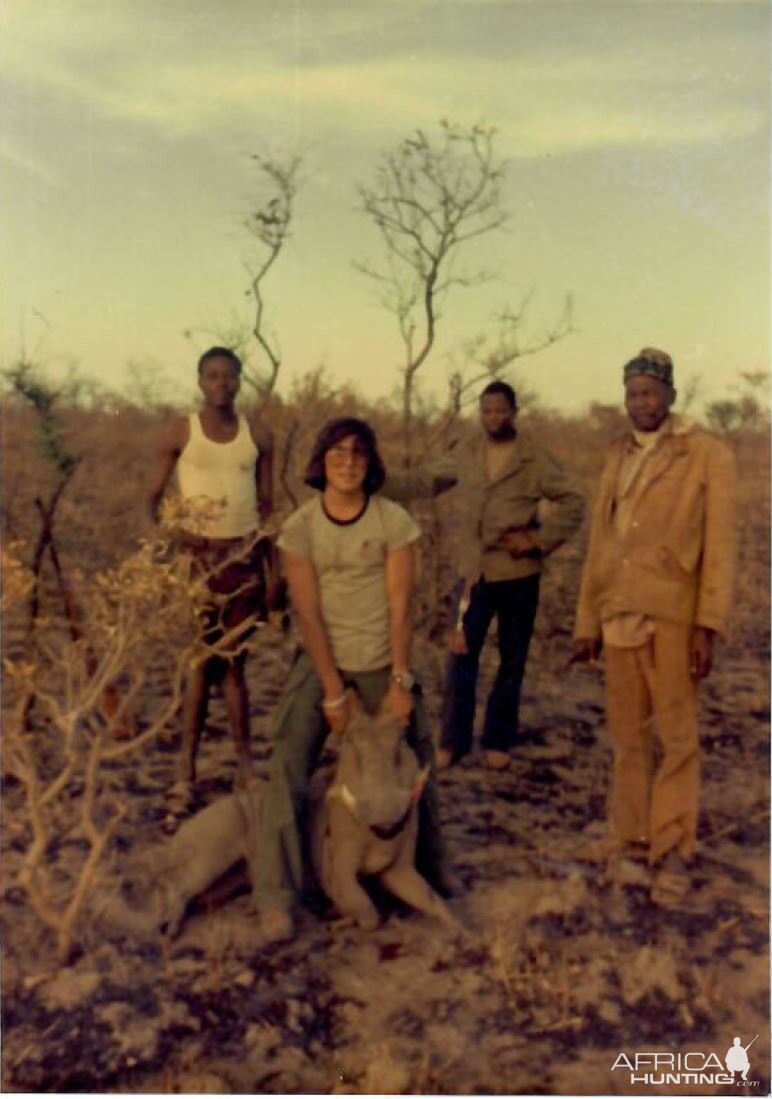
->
xmin=322 ymin=690 xmax=350 ymax=734
xmin=384 ymin=681 xmax=414 ymax=728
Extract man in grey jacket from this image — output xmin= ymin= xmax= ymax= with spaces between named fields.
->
xmin=385 ymin=381 xmax=584 ymax=770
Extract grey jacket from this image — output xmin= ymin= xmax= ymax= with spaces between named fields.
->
xmin=383 ymin=432 xmax=585 ymax=581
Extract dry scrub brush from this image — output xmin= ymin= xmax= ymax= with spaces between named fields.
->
xmin=8 ymin=389 xmax=767 ymax=656
xmin=2 ymin=381 xmax=767 ymax=968
xmin=485 ymin=879 xmax=589 ymax=1033
xmin=2 ymin=529 xmax=273 ymax=965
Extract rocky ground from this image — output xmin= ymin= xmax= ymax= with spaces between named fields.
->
xmin=1 ymin=623 xmax=769 ymax=1095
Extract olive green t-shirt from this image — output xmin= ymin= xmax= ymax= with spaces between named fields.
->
xmin=278 ymin=493 xmax=420 ymax=672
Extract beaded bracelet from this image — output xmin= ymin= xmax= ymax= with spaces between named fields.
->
xmin=322 ymin=694 xmax=347 ymax=711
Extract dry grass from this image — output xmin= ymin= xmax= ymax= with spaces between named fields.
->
xmin=1 ymin=383 xmax=768 ymax=1093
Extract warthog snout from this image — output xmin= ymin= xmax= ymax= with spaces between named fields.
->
xmin=339 ymin=765 xmax=429 ymax=837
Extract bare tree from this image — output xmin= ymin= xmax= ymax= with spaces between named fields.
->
xmin=3 ymin=362 xmax=81 ymax=658
xmin=442 ymin=293 xmax=574 ymax=435
xmin=184 ymin=153 xmax=302 ymax=398
xmin=2 ymin=537 xmax=197 ymax=961
xmin=122 ymin=357 xmax=187 ymax=413
xmin=357 ymin=121 xmax=509 ymax=462
xmin=357 ymin=126 xmax=573 ymax=636
xmin=705 ymin=370 xmax=769 ymax=435
xmin=677 ymin=372 xmax=702 ymax=416
xmin=3 ymin=526 xmax=283 ymax=963
xmin=357 ymin=121 xmax=576 ymax=462
xmin=242 ymin=154 xmax=302 ymax=396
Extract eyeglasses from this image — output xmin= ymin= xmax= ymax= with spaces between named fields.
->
xmin=326 ymin=444 xmax=368 ymax=463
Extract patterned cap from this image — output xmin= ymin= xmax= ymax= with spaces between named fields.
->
xmin=623 ymin=347 xmax=674 ymax=387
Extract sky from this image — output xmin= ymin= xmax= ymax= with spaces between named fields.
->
xmin=2 ymin=0 xmax=769 ymax=415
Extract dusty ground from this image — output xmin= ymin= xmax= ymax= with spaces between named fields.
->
xmin=2 ymin=404 xmax=769 ymax=1094
xmin=2 ymin=601 xmax=769 ymax=1095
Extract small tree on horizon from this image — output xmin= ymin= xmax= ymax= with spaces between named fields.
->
xmin=357 ymin=120 xmax=572 ymax=462
xmin=357 ymin=121 xmax=506 ymax=462
xmin=242 ymin=153 xmax=302 ymax=397
xmin=184 ymin=153 xmax=302 ymax=400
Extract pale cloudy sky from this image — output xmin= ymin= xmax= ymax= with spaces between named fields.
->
xmin=2 ymin=0 xmax=769 ymax=413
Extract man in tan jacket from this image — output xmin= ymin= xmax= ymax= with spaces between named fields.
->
xmin=385 ymin=380 xmax=585 ymax=771
xmin=573 ymin=348 xmax=736 ymax=906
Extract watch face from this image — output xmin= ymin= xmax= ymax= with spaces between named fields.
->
xmin=394 ymin=672 xmax=415 ymax=690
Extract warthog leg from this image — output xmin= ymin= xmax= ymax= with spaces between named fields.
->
xmin=327 ymin=838 xmax=380 ymax=931
xmin=378 ymin=863 xmax=463 ymax=934
xmin=162 ymin=885 xmax=188 ymax=939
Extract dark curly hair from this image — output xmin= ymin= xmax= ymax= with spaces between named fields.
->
xmin=304 ymin=417 xmax=386 ymax=494
xmin=197 ymin=346 xmax=242 ymax=376
xmin=480 ymin=379 xmax=517 ymax=409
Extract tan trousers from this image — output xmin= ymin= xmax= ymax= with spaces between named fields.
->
xmin=604 ymin=620 xmax=699 ymax=864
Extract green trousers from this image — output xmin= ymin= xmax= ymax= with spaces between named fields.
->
xmin=253 ymin=650 xmax=447 ymax=911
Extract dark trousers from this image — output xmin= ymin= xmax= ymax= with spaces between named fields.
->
xmin=440 ymin=574 xmax=540 ymax=757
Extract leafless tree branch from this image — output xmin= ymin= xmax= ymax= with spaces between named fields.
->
xmin=243 ymin=154 xmax=303 ymax=397
xmin=357 ymin=121 xmax=510 ymax=462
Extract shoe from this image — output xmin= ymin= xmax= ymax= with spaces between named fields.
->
xmin=483 ymin=750 xmax=511 ymax=771
xmin=650 ymin=852 xmax=690 ymax=908
xmin=258 ymin=908 xmax=294 ymax=945
xmin=436 ymin=748 xmax=454 ymax=771
xmin=574 ymin=834 xmax=648 ymax=865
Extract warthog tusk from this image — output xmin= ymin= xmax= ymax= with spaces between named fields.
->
xmin=340 ymin=783 xmax=358 ymax=815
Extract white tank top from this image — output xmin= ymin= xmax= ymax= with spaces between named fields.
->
xmin=177 ymin=413 xmax=259 ymax=539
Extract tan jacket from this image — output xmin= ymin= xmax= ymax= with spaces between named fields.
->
xmin=383 ymin=432 xmax=585 ymax=581
xmin=574 ymin=418 xmax=737 ymax=640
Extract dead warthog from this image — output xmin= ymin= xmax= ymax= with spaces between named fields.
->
xmin=100 ymin=696 xmax=460 ymax=939
xmin=308 ymin=697 xmax=461 ymax=935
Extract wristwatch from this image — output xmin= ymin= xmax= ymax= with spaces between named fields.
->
xmin=391 ymin=670 xmax=416 ymax=691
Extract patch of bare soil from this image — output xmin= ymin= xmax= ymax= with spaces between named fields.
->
xmin=2 ymin=629 xmax=769 ymax=1095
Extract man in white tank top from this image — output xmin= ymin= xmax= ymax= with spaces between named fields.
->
xmin=147 ymin=347 xmax=274 ymax=822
